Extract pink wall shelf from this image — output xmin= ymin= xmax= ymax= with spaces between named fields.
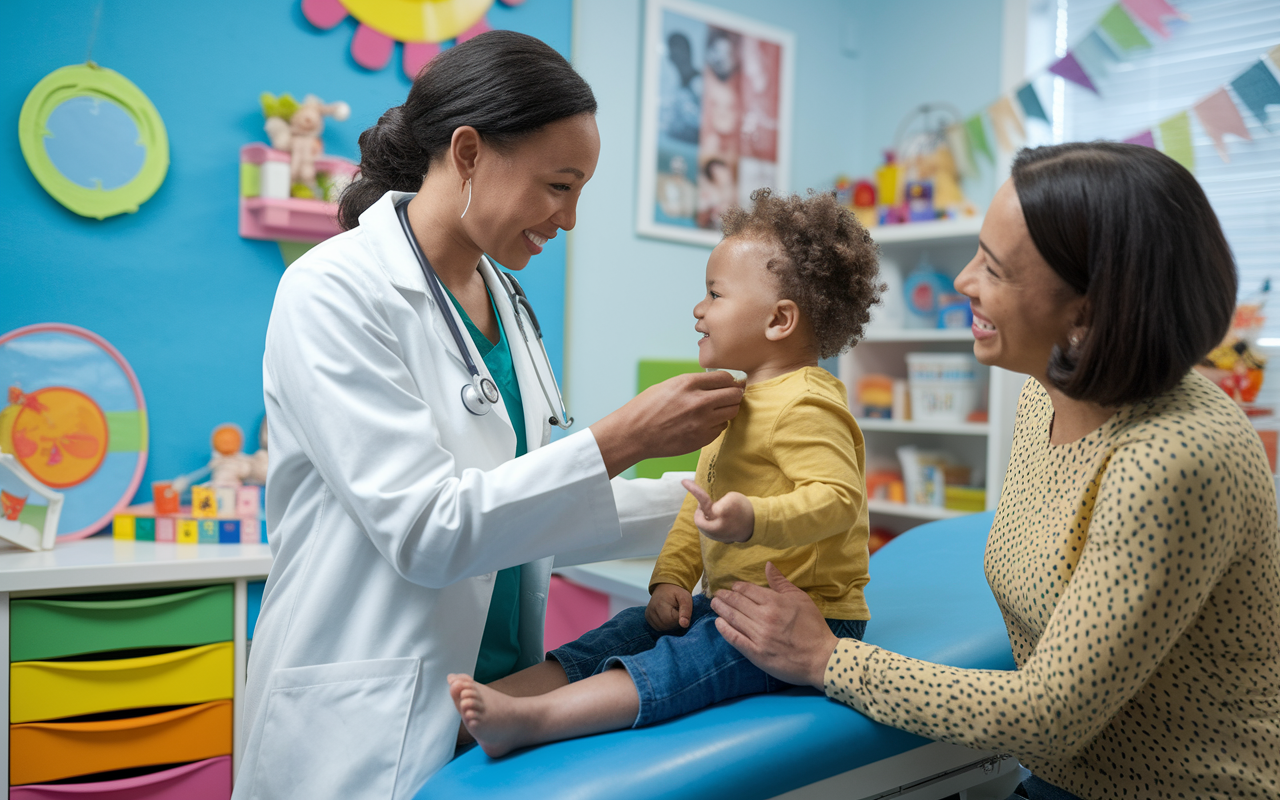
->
xmin=238 ymin=143 xmax=358 ymax=243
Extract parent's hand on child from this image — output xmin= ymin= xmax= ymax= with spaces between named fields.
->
xmin=711 ymin=563 xmax=840 ymax=690
xmin=646 ymin=582 xmax=693 ymax=631
xmin=682 ymin=479 xmax=754 ymax=543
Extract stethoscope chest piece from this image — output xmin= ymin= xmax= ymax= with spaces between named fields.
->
xmin=461 ymin=376 xmax=501 ymax=417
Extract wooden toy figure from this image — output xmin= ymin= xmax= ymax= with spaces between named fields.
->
xmin=262 ymin=93 xmax=351 ymax=199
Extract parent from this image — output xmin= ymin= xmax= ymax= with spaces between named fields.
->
xmin=713 ymin=142 xmax=1279 ymax=800
xmin=234 ymin=31 xmax=742 ymax=800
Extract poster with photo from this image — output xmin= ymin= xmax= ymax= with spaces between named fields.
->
xmin=637 ymin=0 xmax=794 ymax=246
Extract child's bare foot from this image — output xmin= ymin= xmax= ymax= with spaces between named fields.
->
xmin=446 ymin=673 xmax=543 ymax=758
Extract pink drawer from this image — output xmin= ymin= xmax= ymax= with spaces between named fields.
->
xmin=10 ymin=756 xmax=230 ymax=800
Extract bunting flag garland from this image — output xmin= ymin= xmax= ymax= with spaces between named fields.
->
xmin=1049 ymin=52 xmax=1099 ymax=94
xmin=926 ymin=0 xmax=1279 ymax=181
xmin=1016 ymin=83 xmax=1049 ymax=124
xmin=1073 ymin=30 xmax=1120 ymax=88
xmin=946 ymin=123 xmax=977 ymax=179
xmin=1157 ymin=111 xmax=1195 ymax=172
xmin=1230 ymin=61 xmax=1280 ymax=131
xmin=1120 ymin=0 xmax=1184 ymax=39
xmin=987 ymin=96 xmax=1026 ymax=153
xmin=1124 ymin=130 xmax=1156 ymax=148
xmin=1192 ymin=87 xmax=1252 ymax=162
xmin=965 ymin=114 xmax=994 ymax=165
xmin=1098 ymin=3 xmax=1150 ymax=53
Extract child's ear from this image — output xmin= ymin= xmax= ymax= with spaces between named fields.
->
xmin=764 ymin=299 xmax=801 ymax=342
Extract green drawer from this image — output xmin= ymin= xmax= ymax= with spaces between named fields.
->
xmin=11 ymin=585 xmax=233 ymax=662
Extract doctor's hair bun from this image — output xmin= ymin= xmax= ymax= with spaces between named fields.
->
xmin=338 ymin=30 xmax=597 ymax=230
xmin=722 ymin=189 xmax=882 ymax=359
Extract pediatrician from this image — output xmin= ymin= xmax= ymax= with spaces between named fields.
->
xmin=233 ymin=31 xmax=743 ymax=800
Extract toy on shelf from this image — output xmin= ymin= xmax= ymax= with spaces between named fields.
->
xmin=866 ymin=470 xmax=906 ymax=504
xmin=896 ymin=446 xmax=981 ymax=510
xmin=114 ymin=421 xmax=270 ymax=545
xmin=240 ymin=94 xmax=358 ymax=245
xmin=262 ymin=93 xmax=351 ymax=199
xmin=856 ymin=375 xmax=894 ymax=419
xmin=172 ymin=422 xmax=268 ymax=495
xmin=112 ymin=482 xmax=264 ymax=545
xmin=0 ymin=454 xmax=64 ymax=551
xmin=877 ymin=104 xmax=978 ymax=225
xmin=1197 ymin=279 xmax=1269 ymax=407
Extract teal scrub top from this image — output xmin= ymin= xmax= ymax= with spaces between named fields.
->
xmin=444 ymin=284 xmax=527 ymax=684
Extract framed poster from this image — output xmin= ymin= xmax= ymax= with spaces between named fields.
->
xmin=637 ymin=0 xmax=794 ymax=247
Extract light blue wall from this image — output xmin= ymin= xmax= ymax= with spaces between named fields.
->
xmin=0 ymin=1 xmax=571 ymax=511
xmin=848 ymin=0 xmax=1006 ymax=206
xmin=565 ymin=0 xmax=1004 ymax=430
xmin=567 ymin=0 xmax=865 ymax=431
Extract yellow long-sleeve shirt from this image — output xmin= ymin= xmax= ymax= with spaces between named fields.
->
xmin=650 ymin=366 xmax=870 ymax=620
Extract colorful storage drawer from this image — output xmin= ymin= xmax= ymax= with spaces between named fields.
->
xmin=10 ymin=643 xmax=234 ymax=723
xmin=10 ymin=586 xmax=233 ymax=662
xmin=9 ymin=755 xmax=231 ymax=800
xmin=10 ymin=700 xmax=232 ymax=785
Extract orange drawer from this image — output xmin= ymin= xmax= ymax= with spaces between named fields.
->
xmin=10 ymin=700 xmax=231 ymax=785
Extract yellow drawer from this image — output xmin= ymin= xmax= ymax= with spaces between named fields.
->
xmin=10 ymin=643 xmax=233 ymax=723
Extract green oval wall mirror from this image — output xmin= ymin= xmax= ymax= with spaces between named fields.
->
xmin=19 ymin=64 xmax=169 ymax=220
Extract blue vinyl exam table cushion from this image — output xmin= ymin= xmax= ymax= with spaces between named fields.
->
xmin=416 ymin=510 xmax=1013 ymax=800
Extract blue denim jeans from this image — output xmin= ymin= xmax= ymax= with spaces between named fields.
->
xmin=549 ymin=593 xmax=867 ymax=728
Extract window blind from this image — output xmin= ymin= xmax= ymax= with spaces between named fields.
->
xmin=1025 ymin=0 xmax=1280 ymax=339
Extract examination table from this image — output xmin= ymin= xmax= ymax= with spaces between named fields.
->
xmin=416 ymin=510 xmax=1026 ymax=800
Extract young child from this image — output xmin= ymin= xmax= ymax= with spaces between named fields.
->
xmin=447 ymin=189 xmax=882 ymax=757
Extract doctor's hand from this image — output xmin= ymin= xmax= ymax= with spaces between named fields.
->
xmin=711 ymin=563 xmax=839 ymax=691
xmin=682 ymin=480 xmax=754 ymax=543
xmin=592 ymin=371 xmax=743 ymax=478
xmin=646 ymin=583 xmax=694 ymax=632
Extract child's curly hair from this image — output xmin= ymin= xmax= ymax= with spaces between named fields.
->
xmin=721 ymin=188 xmax=882 ymax=359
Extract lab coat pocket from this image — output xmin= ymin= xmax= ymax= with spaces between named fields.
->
xmin=250 ymin=657 xmax=419 ymax=800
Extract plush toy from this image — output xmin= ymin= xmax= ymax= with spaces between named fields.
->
xmin=262 ymin=93 xmax=351 ymax=199
xmin=172 ymin=420 xmax=268 ymax=494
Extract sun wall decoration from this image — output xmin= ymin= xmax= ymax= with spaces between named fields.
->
xmin=302 ymin=0 xmax=528 ymax=79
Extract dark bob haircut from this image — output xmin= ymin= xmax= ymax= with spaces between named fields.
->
xmin=338 ymin=30 xmax=597 ymax=229
xmin=1012 ymin=142 xmax=1236 ymax=407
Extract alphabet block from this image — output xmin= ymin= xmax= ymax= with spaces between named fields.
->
xmin=177 ymin=519 xmax=199 ymax=544
xmin=218 ymin=519 xmax=240 ymax=544
xmin=191 ymin=486 xmax=218 ymax=518
xmin=198 ymin=519 xmax=219 ymax=543
xmin=155 ymin=516 xmax=176 ymax=543
xmin=112 ymin=515 xmax=136 ymax=540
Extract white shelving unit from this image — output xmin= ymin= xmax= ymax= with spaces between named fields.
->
xmin=840 ymin=218 xmax=1025 ymax=535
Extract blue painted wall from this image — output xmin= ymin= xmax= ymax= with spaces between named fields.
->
xmin=0 ymin=0 xmax=572 ymax=518
xmin=565 ymin=0 xmax=1005 ymax=432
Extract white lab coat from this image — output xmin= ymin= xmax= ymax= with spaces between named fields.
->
xmin=233 ymin=191 xmax=686 ymax=800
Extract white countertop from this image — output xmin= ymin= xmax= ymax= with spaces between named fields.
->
xmin=0 ymin=536 xmax=273 ymax=595
xmin=555 ymin=558 xmax=657 ymax=605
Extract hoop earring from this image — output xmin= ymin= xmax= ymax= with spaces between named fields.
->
xmin=460 ymin=179 xmax=472 ymax=219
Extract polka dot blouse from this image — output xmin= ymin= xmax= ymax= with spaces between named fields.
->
xmin=825 ymin=371 xmax=1280 ymax=800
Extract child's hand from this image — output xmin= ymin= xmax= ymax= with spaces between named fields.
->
xmin=646 ymin=583 xmax=693 ymax=631
xmin=682 ymin=479 xmax=754 ymax=543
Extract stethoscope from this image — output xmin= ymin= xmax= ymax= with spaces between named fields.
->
xmin=395 ymin=198 xmax=574 ymax=430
